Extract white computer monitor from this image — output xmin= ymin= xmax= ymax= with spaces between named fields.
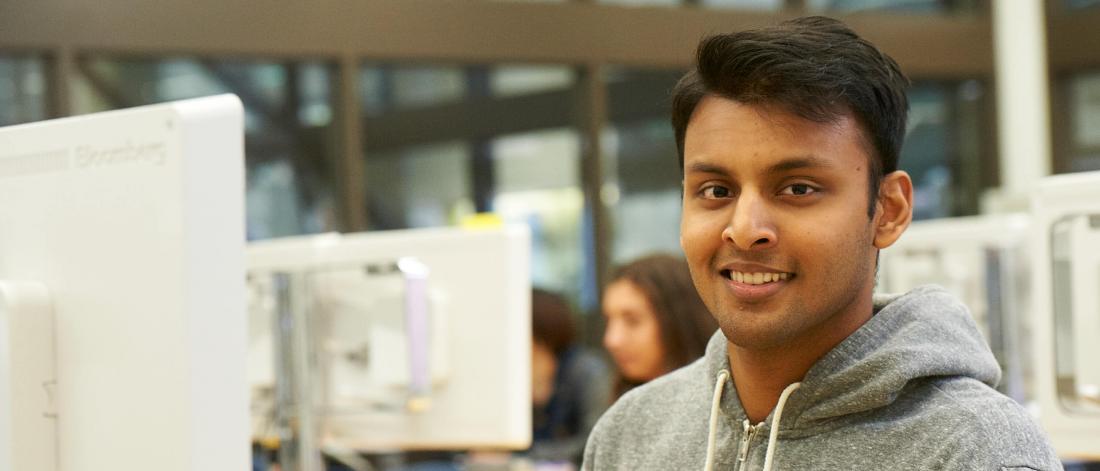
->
xmin=1031 ymin=171 xmax=1100 ymax=460
xmin=246 ymin=226 xmax=531 ymax=453
xmin=0 ymin=95 xmax=249 ymax=471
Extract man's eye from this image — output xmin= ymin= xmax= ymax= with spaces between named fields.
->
xmin=780 ymin=184 xmax=816 ymax=196
xmin=701 ymin=185 xmax=731 ymax=199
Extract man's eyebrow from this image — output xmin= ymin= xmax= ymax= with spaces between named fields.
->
xmin=686 ymin=157 xmax=834 ymax=176
xmin=685 ymin=162 xmax=730 ymax=176
xmin=766 ymin=156 xmax=835 ymax=174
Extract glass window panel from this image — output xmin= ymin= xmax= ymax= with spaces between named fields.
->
xmin=603 ymin=68 xmax=685 ymax=265
xmin=899 ymin=80 xmax=989 ymax=220
xmin=1069 ymin=71 xmax=1100 ymax=172
xmin=495 ymin=187 xmax=586 ymax=295
xmin=360 ymin=63 xmax=591 ymax=306
xmin=491 ymin=66 xmax=573 ymax=97
xmin=0 ymin=55 xmax=48 ymax=126
xmin=903 ymin=84 xmax=952 ymax=220
xmin=1071 ymin=73 xmax=1100 ymax=148
xmin=298 ymin=63 xmax=333 ymax=127
xmin=1065 ymin=0 xmax=1100 ymax=10
xmin=493 ymin=128 xmax=580 ymax=192
xmin=365 ymin=141 xmax=474 ymax=230
xmin=359 ymin=67 xmax=388 ymax=118
xmin=492 ymin=128 xmax=585 ymax=299
xmin=604 ymin=120 xmax=682 ymax=265
xmin=72 ymin=57 xmax=339 ymax=239
xmin=391 ymin=66 xmax=466 ymax=109
xmin=361 ymin=65 xmax=468 ymax=116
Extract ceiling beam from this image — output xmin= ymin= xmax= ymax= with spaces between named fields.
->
xmin=0 ymin=0 xmax=991 ymax=78
xmin=1048 ymin=9 xmax=1100 ymax=72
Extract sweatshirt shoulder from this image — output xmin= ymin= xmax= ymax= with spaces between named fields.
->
xmin=908 ymin=377 xmax=1061 ymax=469
xmin=800 ymin=377 xmax=1062 ymax=470
xmin=583 ymin=359 xmax=712 ymax=470
xmin=589 ymin=357 xmax=712 ymax=436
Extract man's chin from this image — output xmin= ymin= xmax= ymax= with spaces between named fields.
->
xmin=717 ymin=320 xmax=796 ymax=352
xmin=718 ymin=294 xmax=784 ymax=314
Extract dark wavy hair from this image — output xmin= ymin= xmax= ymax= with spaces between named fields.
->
xmin=532 ymin=288 xmax=577 ymax=357
xmin=607 ymin=254 xmax=717 ymax=399
xmin=671 ymin=16 xmax=910 ymax=216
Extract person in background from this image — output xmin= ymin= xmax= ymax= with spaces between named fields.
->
xmin=601 ymin=253 xmax=718 ymax=400
xmin=528 ymin=288 xmax=611 ymax=467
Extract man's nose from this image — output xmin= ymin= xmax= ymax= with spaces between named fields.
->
xmin=721 ymin=192 xmax=777 ymax=251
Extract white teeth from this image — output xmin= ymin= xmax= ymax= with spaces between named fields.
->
xmin=729 ymin=271 xmax=790 ymax=285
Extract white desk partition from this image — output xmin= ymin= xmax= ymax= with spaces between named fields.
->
xmin=1031 ymin=171 xmax=1100 ymax=460
xmin=247 ymin=226 xmax=532 ymax=456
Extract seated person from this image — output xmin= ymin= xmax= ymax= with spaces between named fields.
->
xmin=529 ymin=289 xmax=611 ymax=466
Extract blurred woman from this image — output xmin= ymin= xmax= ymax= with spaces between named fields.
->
xmin=602 ymin=253 xmax=717 ymax=399
xmin=529 ymin=289 xmax=611 ymax=466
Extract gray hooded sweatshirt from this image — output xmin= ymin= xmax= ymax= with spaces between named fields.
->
xmin=583 ymin=286 xmax=1062 ymax=470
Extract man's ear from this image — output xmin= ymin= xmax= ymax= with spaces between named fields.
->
xmin=872 ymin=171 xmax=913 ymax=249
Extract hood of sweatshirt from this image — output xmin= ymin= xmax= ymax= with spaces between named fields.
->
xmin=704 ymin=284 xmax=1001 ymax=438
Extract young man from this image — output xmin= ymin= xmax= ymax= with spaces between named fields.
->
xmin=583 ymin=16 xmax=1061 ymax=471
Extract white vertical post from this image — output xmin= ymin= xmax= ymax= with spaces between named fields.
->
xmin=990 ymin=0 xmax=1052 ymax=210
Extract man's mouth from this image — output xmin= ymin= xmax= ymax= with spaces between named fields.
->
xmin=720 ymin=269 xmax=793 ymax=285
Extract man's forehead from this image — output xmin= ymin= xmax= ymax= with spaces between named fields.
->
xmin=689 ymin=96 xmax=854 ymax=134
xmin=683 ymin=97 xmax=872 ymax=173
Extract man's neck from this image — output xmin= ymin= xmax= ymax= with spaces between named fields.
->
xmin=727 ymin=343 xmax=820 ymax=423
xmin=727 ymin=300 xmax=875 ymax=423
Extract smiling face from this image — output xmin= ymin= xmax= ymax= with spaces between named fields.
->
xmin=680 ymin=96 xmax=883 ymax=353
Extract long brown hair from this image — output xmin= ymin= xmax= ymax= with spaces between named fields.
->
xmin=606 ymin=253 xmax=717 ymax=399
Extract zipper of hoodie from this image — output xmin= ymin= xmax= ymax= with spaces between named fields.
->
xmin=736 ymin=419 xmax=760 ymax=471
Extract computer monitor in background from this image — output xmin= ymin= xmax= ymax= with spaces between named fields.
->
xmin=246 ymin=226 xmax=531 ymax=456
xmin=1031 ymin=171 xmax=1100 ymax=460
xmin=0 ymin=95 xmax=249 ymax=471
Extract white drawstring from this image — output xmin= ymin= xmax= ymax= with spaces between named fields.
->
xmin=762 ymin=382 xmax=802 ymax=471
xmin=703 ymin=369 xmax=730 ymax=471
xmin=704 ymin=371 xmax=801 ymax=471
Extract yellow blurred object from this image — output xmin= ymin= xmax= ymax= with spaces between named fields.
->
xmin=460 ymin=213 xmax=504 ymax=229
xmin=257 ymin=436 xmax=280 ymax=450
xmin=406 ymin=396 xmax=432 ymax=413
